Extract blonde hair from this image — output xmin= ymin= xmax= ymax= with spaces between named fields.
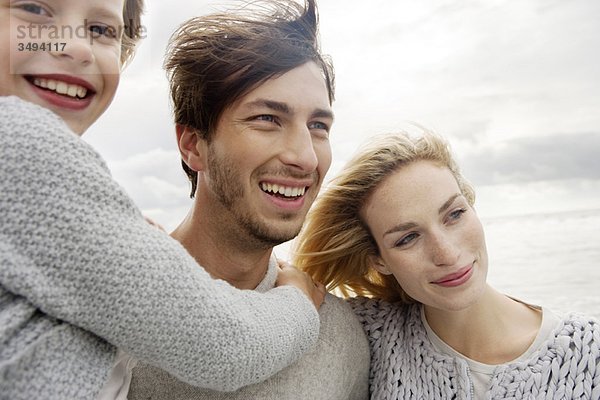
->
xmin=293 ymin=132 xmax=475 ymax=302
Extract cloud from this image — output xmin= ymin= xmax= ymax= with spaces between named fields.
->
xmin=461 ymin=132 xmax=600 ymax=185
xmin=106 ymin=148 xmax=191 ymax=210
xmin=83 ymin=0 xmax=599 ymax=222
xmin=475 ymin=178 xmax=600 ymax=218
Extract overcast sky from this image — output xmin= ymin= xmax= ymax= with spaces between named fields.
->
xmin=85 ymin=0 xmax=600 ymax=231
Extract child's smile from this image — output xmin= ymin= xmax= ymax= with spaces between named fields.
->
xmin=25 ymin=73 xmax=95 ymax=110
xmin=0 ymin=0 xmax=124 ymax=134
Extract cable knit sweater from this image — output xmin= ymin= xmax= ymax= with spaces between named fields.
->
xmin=350 ymin=297 xmax=600 ymax=400
xmin=0 ymin=96 xmax=320 ymax=400
xmin=129 ymin=256 xmax=371 ymax=400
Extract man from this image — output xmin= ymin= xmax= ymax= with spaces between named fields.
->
xmin=128 ymin=0 xmax=370 ymax=399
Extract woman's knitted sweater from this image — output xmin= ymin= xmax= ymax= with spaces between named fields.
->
xmin=0 ymin=97 xmax=319 ymax=399
xmin=350 ymin=297 xmax=600 ymax=400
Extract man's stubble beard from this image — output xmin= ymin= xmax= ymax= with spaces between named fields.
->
xmin=206 ymin=150 xmax=303 ymax=249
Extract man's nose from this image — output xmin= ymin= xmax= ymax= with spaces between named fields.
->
xmin=279 ymin=125 xmax=319 ymax=173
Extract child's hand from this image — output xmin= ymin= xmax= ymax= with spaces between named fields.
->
xmin=276 ymin=260 xmax=325 ymax=310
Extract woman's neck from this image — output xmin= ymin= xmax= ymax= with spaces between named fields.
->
xmin=423 ymin=286 xmax=542 ymax=364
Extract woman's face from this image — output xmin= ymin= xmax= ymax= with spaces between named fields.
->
xmin=361 ymin=160 xmax=488 ymax=312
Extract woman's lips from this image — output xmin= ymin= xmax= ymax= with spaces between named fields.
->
xmin=432 ymin=264 xmax=474 ymax=287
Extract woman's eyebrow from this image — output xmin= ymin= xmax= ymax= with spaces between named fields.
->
xmin=384 ymin=222 xmax=417 ymax=237
xmin=438 ymin=193 xmax=462 ymax=214
xmin=383 ymin=193 xmax=463 ymax=237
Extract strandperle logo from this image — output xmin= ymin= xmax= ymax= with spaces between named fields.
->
xmin=14 ymin=19 xmax=147 ymax=44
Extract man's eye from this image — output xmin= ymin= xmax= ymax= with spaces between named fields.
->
xmin=254 ymin=115 xmax=276 ymax=123
xmin=309 ymin=121 xmax=329 ymax=131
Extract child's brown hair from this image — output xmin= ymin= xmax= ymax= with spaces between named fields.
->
xmin=121 ymin=0 xmax=145 ymax=66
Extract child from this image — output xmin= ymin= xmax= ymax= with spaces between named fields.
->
xmin=0 ymin=1 xmax=324 ymax=399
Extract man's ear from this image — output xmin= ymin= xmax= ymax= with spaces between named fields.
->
xmin=368 ymin=255 xmax=393 ymax=276
xmin=176 ymin=124 xmax=207 ymax=172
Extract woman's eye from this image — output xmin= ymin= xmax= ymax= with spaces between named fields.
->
xmin=448 ymin=208 xmax=466 ymax=221
xmin=395 ymin=233 xmax=418 ymax=248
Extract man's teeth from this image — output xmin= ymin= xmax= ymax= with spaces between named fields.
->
xmin=260 ymin=183 xmax=306 ymax=197
xmin=33 ymin=78 xmax=88 ymax=99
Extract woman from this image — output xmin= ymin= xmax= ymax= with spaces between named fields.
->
xmin=294 ymin=132 xmax=600 ymax=399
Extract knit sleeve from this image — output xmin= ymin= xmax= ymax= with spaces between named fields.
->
xmin=489 ymin=313 xmax=600 ymax=399
xmin=0 ymin=96 xmax=319 ymax=392
xmin=347 ymin=296 xmax=394 ymax=359
xmin=348 ymin=296 xmax=392 ymax=334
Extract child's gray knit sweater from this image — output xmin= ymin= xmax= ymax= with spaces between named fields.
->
xmin=0 ymin=96 xmax=320 ymax=399
xmin=351 ymin=298 xmax=600 ymax=400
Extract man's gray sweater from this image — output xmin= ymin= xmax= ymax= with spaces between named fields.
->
xmin=0 ymin=97 xmax=319 ymax=399
xmin=130 ymin=257 xmax=371 ymax=400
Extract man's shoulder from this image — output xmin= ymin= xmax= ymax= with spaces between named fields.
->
xmin=322 ymin=292 xmax=352 ymax=310
xmin=319 ymin=293 xmax=362 ymax=330
xmin=314 ymin=292 xmax=369 ymax=348
xmin=129 ymin=293 xmax=372 ymax=400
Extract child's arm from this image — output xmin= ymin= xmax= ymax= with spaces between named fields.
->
xmin=0 ymin=96 xmax=319 ymax=391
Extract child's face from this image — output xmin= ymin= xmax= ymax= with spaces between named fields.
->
xmin=0 ymin=0 xmax=125 ymax=134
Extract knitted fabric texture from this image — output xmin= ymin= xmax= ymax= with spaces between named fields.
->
xmin=0 ymin=96 xmax=320 ymax=399
xmin=350 ymin=297 xmax=600 ymax=400
xmin=128 ymin=257 xmax=371 ymax=400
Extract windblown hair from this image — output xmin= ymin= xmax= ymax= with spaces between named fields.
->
xmin=293 ymin=132 xmax=475 ymax=303
xmin=121 ymin=0 xmax=145 ymax=66
xmin=164 ymin=0 xmax=335 ymax=197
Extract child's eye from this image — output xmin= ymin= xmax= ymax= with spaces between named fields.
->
xmin=17 ymin=3 xmax=50 ymax=16
xmin=89 ymin=24 xmax=117 ymax=39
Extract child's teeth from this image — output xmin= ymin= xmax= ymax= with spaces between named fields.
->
xmin=56 ymin=81 xmax=68 ymax=95
xmin=32 ymin=78 xmax=88 ymax=98
xmin=67 ymin=85 xmax=78 ymax=97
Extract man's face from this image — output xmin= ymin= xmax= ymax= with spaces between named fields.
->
xmin=203 ymin=61 xmax=333 ymax=247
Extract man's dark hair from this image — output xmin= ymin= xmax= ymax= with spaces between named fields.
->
xmin=164 ymin=0 xmax=334 ymax=197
